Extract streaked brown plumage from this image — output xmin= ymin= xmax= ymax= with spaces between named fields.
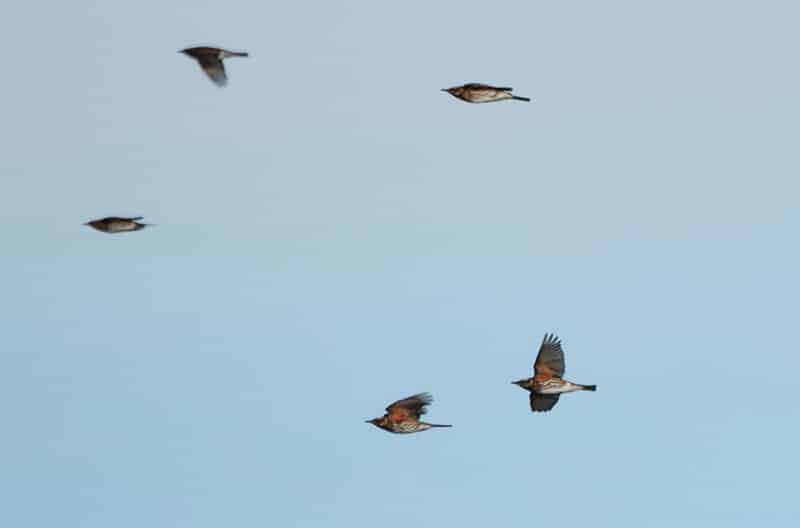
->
xmin=366 ymin=393 xmax=452 ymax=434
xmin=84 ymin=216 xmax=147 ymax=234
xmin=442 ymin=83 xmax=531 ymax=103
xmin=512 ymin=333 xmax=596 ymax=412
xmin=180 ymin=46 xmax=249 ymax=87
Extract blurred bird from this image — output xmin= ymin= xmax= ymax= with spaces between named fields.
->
xmin=512 ymin=333 xmax=596 ymax=412
xmin=84 ymin=216 xmax=148 ymax=234
xmin=180 ymin=46 xmax=249 ymax=87
xmin=442 ymin=83 xmax=531 ymax=103
xmin=366 ymin=393 xmax=452 ymax=434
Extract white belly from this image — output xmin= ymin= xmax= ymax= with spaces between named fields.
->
xmin=536 ymin=380 xmax=583 ymax=395
xmin=471 ymin=90 xmax=512 ymax=103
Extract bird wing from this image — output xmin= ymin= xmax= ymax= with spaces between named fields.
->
xmin=182 ymin=47 xmax=219 ymax=55
xmin=122 ymin=216 xmax=143 ymax=221
xmin=530 ymin=393 xmax=560 ymax=412
xmin=463 ymin=83 xmax=512 ymax=91
xmin=197 ymin=56 xmax=227 ymax=86
xmin=533 ymin=333 xmax=565 ymax=380
xmin=386 ymin=393 xmax=431 ymax=423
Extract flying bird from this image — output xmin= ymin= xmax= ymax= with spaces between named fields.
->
xmin=366 ymin=393 xmax=452 ymax=434
xmin=180 ymin=46 xmax=249 ymax=87
xmin=84 ymin=216 xmax=148 ymax=234
xmin=441 ymin=83 xmax=531 ymax=103
xmin=512 ymin=333 xmax=596 ymax=412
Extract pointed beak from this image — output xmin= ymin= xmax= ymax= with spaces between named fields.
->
xmin=440 ymin=88 xmax=448 ymax=92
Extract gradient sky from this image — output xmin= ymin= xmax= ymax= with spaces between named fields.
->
xmin=2 ymin=1 xmax=799 ymax=526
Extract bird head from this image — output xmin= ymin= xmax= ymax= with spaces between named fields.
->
xmin=365 ymin=417 xmax=382 ymax=427
xmin=179 ymin=48 xmax=200 ymax=59
xmin=511 ymin=379 xmax=532 ymax=390
xmin=441 ymin=87 xmax=457 ymax=96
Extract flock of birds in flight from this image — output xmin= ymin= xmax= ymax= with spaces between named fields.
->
xmin=84 ymin=45 xmax=597 ymax=434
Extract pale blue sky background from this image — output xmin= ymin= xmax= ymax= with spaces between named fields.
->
xmin=2 ymin=1 xmax=799 ymax=526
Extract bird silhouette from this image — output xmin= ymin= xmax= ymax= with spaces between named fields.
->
xmin=442 ymin=83 xmax=531 ymax=103
xmin=366 ymin=393 xmax=452 ymax=434
xmin=180 ymin=46 xmax=249 ymax=87
xmin=84 ymin=216 xmax=148 ymax=234
xmin=512 ymin=333 xmax=596 ymax=412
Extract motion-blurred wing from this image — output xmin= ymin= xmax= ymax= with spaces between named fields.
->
xmin=530 ymin=393 xmax=560 ymax=412
xmin=198 ymin=56 xmax=227 ymax=86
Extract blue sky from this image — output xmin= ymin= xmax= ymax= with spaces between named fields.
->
xmin=2 ymin=1 xmax=799 ymax=526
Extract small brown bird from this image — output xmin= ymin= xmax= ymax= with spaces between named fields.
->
xmin=180 ymin=46 xmax=249 ymax=87
xmin=442 ymin=83 xmax=531 ymax=103
xmin=366 ymin=393 xmax=452 ymax=434
xmin=84 ymin=216 xmax=148 ymax=234
xmin=512 ymin=333 xmax=596 ymax=412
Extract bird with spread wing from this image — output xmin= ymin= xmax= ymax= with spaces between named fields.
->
xmin=512 ymin=333 xmax=596 ymax=412
xmin=180 ymin=46 xmax=249 ymax=87
xmin=366 ymin=393 xmax=452 ymax=434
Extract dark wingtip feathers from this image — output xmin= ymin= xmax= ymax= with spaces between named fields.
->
xmin=409 ymin=392 xmax=433 ymax=404
xmin=542 ymin=333 xmax=561 ymax=346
